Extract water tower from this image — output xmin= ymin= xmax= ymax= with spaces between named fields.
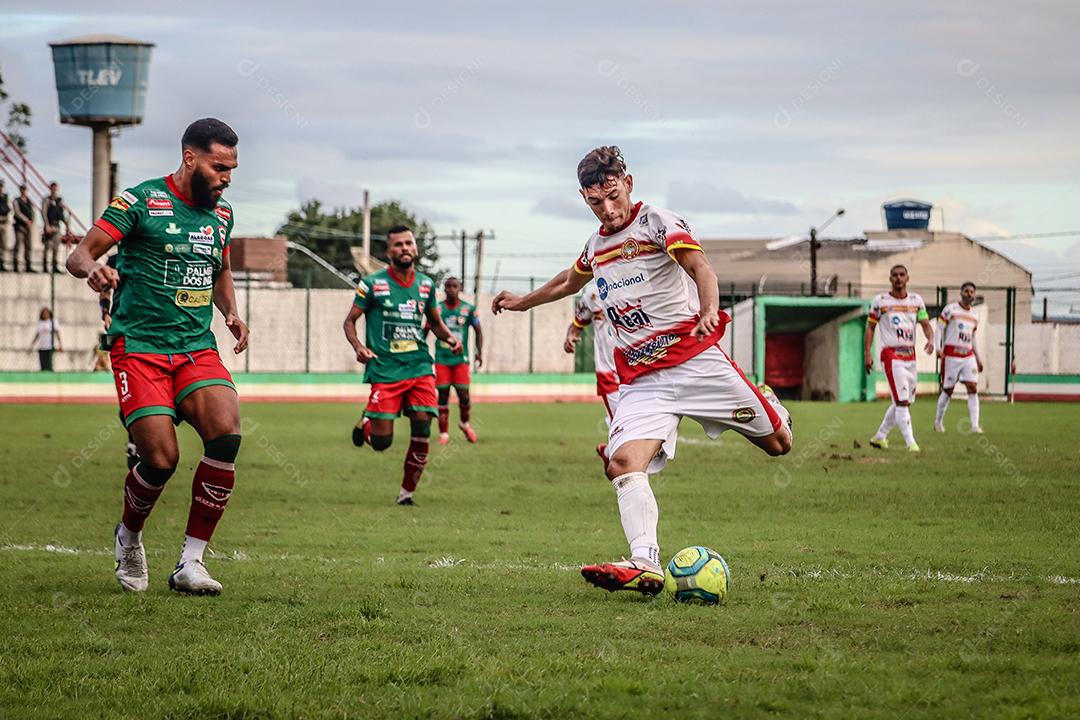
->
xmin=882 ymin=199 xmax=932 ymax=231
xmin=49 ymin=35 xmax=154 ymax=220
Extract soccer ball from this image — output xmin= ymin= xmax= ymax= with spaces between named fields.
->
xmin=664 ymin=546 xmax=730 ymax=605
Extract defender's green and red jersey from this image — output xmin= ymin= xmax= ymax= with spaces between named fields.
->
xmin=94 ymin=176 xmax=234 ymax=354
xmin=434 ymin=299 xmax=477 ymax=366
xmin=353 ymin=268 xmax=436 ymax=384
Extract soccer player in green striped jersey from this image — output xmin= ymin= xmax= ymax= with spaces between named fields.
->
xmin=344 ymin=226 xmax=462 ymax=505
xmin=67 ymin=119 xmax=249 ymax=596
xmin=431 ymin=277 xmax=483 ymax=445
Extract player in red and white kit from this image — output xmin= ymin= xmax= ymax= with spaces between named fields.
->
xmin=563 ymin=281 xmax=619 ymax=463
xmin=864 ymin=264 xmax=935 ymax=452
xmin=493 ymin=146 xmax=792 ymax=595
xmin=934 ymin=281 xmax=983 ymax=433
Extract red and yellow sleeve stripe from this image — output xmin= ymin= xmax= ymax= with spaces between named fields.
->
xmin=664 ymin=231 xmax=701 ymax=259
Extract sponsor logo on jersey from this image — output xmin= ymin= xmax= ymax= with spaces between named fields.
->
xmin=732 ymin=407 xmax=757 ymax=424
xmin=214 ymin=206 xmax=232 ymax=222
xmin=373 ymin=280 xmax=391 ymax=297
xmin=606 ymin=302 xmax=652 ymax=334
xmin=147 ymin=198 xmax=173 ymax=209
xmin=621 ymin=332 xmax=679 ymax=366
xmin=164 ymin=244 xmax=174 ymax=253
xmin=175 ymin=288 xmax=212 ymax=307
xmin=149 ymin=209 xmax=174 ymax=217
xmin=193 ymin=244 xmax=212 ymax=255
xmin=675 ymin=217 xmax=692 ymax=235
xmin=146 ymin=189 xmax=169 ymax=199
xmin=620 ymin=238 xmax=641 ymax=261
xmin=109 ymin=196 xmax=131 ymax=212
xmin=597 ymin=272 xmax=646 ymax=300
xmin=165 ymin=222 xmax=182 ymax=235
xmin=120 ymin=190 xmax=139 ymax=205
xmin=188 ymin=226 xmax=215 ymax=245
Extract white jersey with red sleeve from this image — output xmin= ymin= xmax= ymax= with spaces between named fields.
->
xmin=938 ymin=302 xmax=978 ymax=357
xmin=572 ymin=284 xmax=617 ymax=379
xmin=867 ymin=291 xmax=928 ymax=353
xmin=573 ymin=202 xmax=729 ymax=384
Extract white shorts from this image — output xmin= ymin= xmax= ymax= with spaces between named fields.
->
xmin=882 ymin=353 xmax=917 ymax=404
xmin=942 ymin=355 xmax=978 ymax=389
xmin=601 ymin=390 xmax=620 ymax=428
xmin=607 ymin=345 xmax=782 ymax=473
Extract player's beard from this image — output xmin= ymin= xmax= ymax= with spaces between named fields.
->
xmin=191 ymin=168 xmax=227 ymax=209
xmin=391 ymin=254 xmax=415 ymax=272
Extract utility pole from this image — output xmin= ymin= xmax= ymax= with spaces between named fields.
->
xmin=809 ymin=208 xmax=845 ymax=297
xmin=473 ymin=230 xmax=484 ymax=297
xmin=361 ymin=189 xmax=371 ymax=265
xmin=460 ymin=229 xmax=467 ymax=281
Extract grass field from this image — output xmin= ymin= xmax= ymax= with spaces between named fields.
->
xmin=0 ymin=399 xmax=1078 ymax=719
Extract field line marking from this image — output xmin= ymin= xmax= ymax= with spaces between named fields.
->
xmin=3 ymin=542 xmax=1078 ymax=585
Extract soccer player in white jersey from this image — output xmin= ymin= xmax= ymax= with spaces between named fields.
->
xmin=934 ymin=281 xmax=983 ymax=433
xmin=493 ymin=146 xmax=792 ymax=596
xmin=864 ymin=264 xmax=935 ymax=452
xmin=564 ymin=281 xmax=619 ymax=463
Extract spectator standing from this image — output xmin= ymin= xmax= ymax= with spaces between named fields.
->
xmin=12 ymin=185 xmax=34 ymax=273
xmin=30 ymin=307 xmax=63 ymax=371
xmin=0 ymin=179 xmax=11 ymax=271
xmin=42 ymin=182 xmax=69 ymax=273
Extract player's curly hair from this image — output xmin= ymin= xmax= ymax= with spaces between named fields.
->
xmin=577 ymin=146 xmax=627 ymax=188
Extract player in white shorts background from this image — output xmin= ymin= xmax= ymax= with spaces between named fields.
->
xmin=492 ymin=146 xmax=792 ymax=596
xmin=934 ymin=281 xmax=983 ymax=434
xmin=865 ymin=264 xmax=935 ymax=452
xmin=564 ymin=281 xmax=620 ymax=464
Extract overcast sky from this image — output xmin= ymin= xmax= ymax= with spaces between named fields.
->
xmin=3 ymin=1 xmax=1079 ymax=296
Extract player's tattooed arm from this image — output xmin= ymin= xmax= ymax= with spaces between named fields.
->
xmin=66 ymin=226 xmax=119 ymax=292
xmin=674 ymin=248 xmax=720 ymax=340
xmin=492 ymin=266 xmax=590 ymax=314
xmin=472 ymin=315 xmax=484 ymax=367
xmin=863 ymin=323 xmax=875 ymax=373
xmin=426 ymin=302 xmax=462 ymax=355
xmin=919 ymin=318 xmax=935 ymax=356
xmin=564 ymin=322 xmax=583 ymax=354
xmin=343 ymin=304 xmax=376 ymax=363
xmin=214 ymin=251 xmax=249 ymax=354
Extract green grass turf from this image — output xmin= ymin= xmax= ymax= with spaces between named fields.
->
xmin=0 ymin=399 xmax=1078 ymax=719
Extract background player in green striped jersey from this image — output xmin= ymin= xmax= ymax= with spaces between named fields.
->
xmin=344 ymin=227 xmax=461 ymax=505
xmin=431 ymin=276 xmax=483 ymax=445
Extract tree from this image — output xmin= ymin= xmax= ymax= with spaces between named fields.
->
xmin=277 ymin=199 xmax=441 ymax=288
xmin=0 ymin=68 xmax=31 ymax=153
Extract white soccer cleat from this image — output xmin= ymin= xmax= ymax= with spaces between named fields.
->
xmin=971 ymin=426 xmax=984 ymax=434
xmin=114 ymin=523 xmax=148 ymax=593
xmin=168 ymin=559 xmax=223 ymax=596
xmin=934 ymin=422 xmax=945 ymax=433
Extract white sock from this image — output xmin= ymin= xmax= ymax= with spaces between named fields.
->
xmin=968 ymin=394 xmax=980 ymax=428
xmin=180 ymin=535 xmax=208 ymax=565
xmin=935 ymin=392 xmax=950 ymax=426
xmin=118 ymin=523 xmax=141 ymax=547
xmin=874 ymin=405 xmax=896 ymax=439
xmin=895 ymin=405 xmax=916 ymax=447
xmin=397 ymin=488 xmax=414 ymax=501
xmin=610 ymin=472 xmax=660 ymax=569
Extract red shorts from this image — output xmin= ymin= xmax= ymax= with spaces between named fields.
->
xmin=434 ymin=363 xmax=471 ymax=388
xmin=110 ymin=337 xmax=235 ymax=427
xmin=366 ymin=374 xmax=439 ymax=419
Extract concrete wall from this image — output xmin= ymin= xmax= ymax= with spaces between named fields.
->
xmin=1014 ymin=323 xmax=1080 ymax=374
xmin=1 ymin=274 xmax=575 ymax=374
xmin=727 ymin=298 xmax=754 ymax=372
